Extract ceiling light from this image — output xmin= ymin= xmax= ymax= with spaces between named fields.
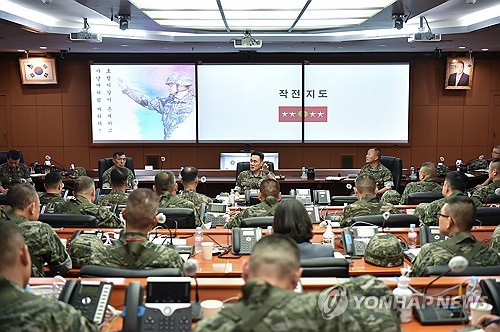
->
xmin=482 ymin=48 xmax=489 ymax=51
xmin=0 ymin=0 xmax=58 ymax=26
xmin=17 ymin=49 xmax=25 ymax=52
xmin=460 ymin=4 xmax=500 ymax=25
xmin=39 ymin=46 xmax=47 ymax=49
xmin=459 ymin=46 xmax=466 ymax=49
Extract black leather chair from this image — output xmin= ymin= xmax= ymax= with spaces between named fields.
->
xmin=38 ymin=214 xmax=98 ymax=228
xmin=480 ymin=279 xmax=500 ymax=315
xmin=475 ymin=206 xmax=500 ymax=226
xmin=423 ymin=265 xmax=500 ymax=277
xmin=235 ymin=161 xmax=275 ymax=179
xmin=407 ymin=191 xmax=444 ymax=204
xmin=241 ymin=216 xmax=274 ymax=228
xmin=80 ymin=265 xmax=181 ymax=277
xmin=351 ymin=214 xmax=419 ymax=228
xmin=485 ymin=194 xmax=500 ymax=204
xmin=0 ymin=150 xmax=25 ymax=165
xmin=157 ymin=207 xmax=196 ymax=229
xmin=380 ymin=156 xmax=403 ymax=192
xmin=97 ymin=157 xmax=135 ymax=189
xmin=330 ymin=195 xmax=358 ymax=206
xmin=300 ymin=257 xmax=350 ymax=277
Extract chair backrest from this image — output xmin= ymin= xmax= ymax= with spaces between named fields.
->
xmin=480 ymin=279 xmax=500 ymax=315
xmin=300 ymin=257 xmax=350 ymax=277
xmin=351 ymin=214 xmax=419 ymax=228
xmin=380 ymin=156 xmax=403 ymax=191
xmin=38 ymin=214 xmax=98 ymax=228
xmin=157 ymin=207 xmax=196 ymax=229
xmin=0 ymin=150 xmax=25 ymax=165
xmin=330 ymin=195 xmax=358 ymax=206
xmin=407 ymin=191 xmax=444 ymax=204
xmin=97 ymin=157 xmax=135 ymax=189
xmin=476 ymin=206 xmax=500 ymax=226
xmin=423 ymin=265 xmax=500 ymax=276
xmin=80 ymin=265 xmax=181 ymax=277
xmin=235 ymin=161 xmax=275 ymax=179
xmin=486 ymin=194 xmax=500 ymax=204
xmin=241 ymin=216 xmax=274 ymax=228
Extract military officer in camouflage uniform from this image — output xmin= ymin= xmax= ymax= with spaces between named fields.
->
xmin=38 ymin=171 xmax=66 ymax=207
xmin=491 ymin=225 xmax=500 ymax=252
xmin=0 ymin=150 xmax=32 ymax=194
xmin=118 ymin=72 xmax=195 ymax=140
xmin=228 ymin=179 xmax=281 ymax=229
xmin=412 ymin=196 xmax=499 ymax=276
xmin=179 ymin=166 xmax=212 ymax=208
xmin=359 ymin=148 xmax=401 ymax=204
xmin=472 ymin=158 xmax=500 ymax=204
xmin=0 ymin=184 xmax=71 ymax=277
xmin=399 ymin=162 xmax=442 ymax=204
xmin=234 ymin=151 xmax=275 ymax=194
xmin=474 ymin=146 xmax=500 ymax=189
xmin=195 ymin=234 xmax=401 ymax=332
xmin=54 ymin=176 xmax=122 ymax=228
xmin=97 ymin=168 xmax=129 ymax=206
xmin=90 ymin=188 xmax=184 ymax=270
xmin=101 ymin=151 xmax=137 ymax=190
xmin=154 ymin=171 xmax=201 ymax=226
xmin=418 ymin=171 xmax=482 ymax=226
xmin=0 ymin=220 xmax=98 ymax=332
xmin=341 ymin=174 xmax=399 ymax=227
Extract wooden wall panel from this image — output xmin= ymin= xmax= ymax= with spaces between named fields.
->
xmin=437 ymin=106 xmax=464 ymax=146
xmin=436 ymin=147 xmax=463 ymax=165
xmin=465 ymin=59 xmax=490 ymax=106
xmin=411 ymin=105 xmax=438 ymax=147
xmin=412 ymin=60 xmax=440 ymax=106
xmin=0 ymin=95 xmax=8 ymax=147
xmin=462 ymin=105 xmax=489 ymax=147
xmin=35 ymin=86 xmax=62 ymax=106
xmin=90 ymin=147 xmax=116 ymax=171
xmin=62 ymin=106 xmax=90 ymax=147
xmin=462 ymin=146 xmax=489 ymax=163
xmin=37 ymin=146 xmax=64 ymax=167
xmin=410 ymin=146 xmax=437 ymax=167
xmin=60 ymin=60 xmax=90 ymax=106
xmin=170 ymin=146 xmax=198 ymax=169
xmin=276 ymin=146 xmax=303 ymax=169
xmin=304 ymin=147 xmax=330 ymax=168
xmin=0 ymin=60 xmax=9 ymax=91
xmin=63 ymin=147 xmax=90 ymax=169
xmin=10 ymin=105 xmax=38 ymax=147
xmin=36 ymin=105 xmax=63 ymax=146
xmin=329 ymin=147 xmax=356 ymax=168
xmin=384 ymin=147 xmax=411 ymax=169
xmin=8 ymin=61 xmax=37 ymax=106
xmin=20 ymin=147 xmax=39 ymax=165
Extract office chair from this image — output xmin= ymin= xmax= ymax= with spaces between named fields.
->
xmin=480 ymin=279 xmax=500 ymax=315
xmin=240 ymin=216 xmax=274 ymax=228
xmin=475 ymin=206 xmax=500 ymax=226
xmin=97 ymin=157 xmax=135 ymax=189
xmin=485 ymin=194 xmax=500 ymax=204
xmin=235 ymin=161 xmax=275 ymax=179
xmin=38 ymin=214 xmax=98 ymax=228
xmin=300 ymin=257 xmax=350 ymax=277
xmin=423 ymin=265 xmax=500 ymax=277
xmin=330 ymin=195 xmax=358 ymax=206
xmin=351 ymin=214 xmax=419 ymax=228
xmin=80 ymin=265 xmax=181 ymax=277
xmin=0 ymin=150 xmax=25 ymax=164
xmin=380 ymin=156 xmax=403 ymax=192
xmin=157 ymin=207 xmax=196 ymax=229
xmin=407 ymin=191 xmax=444 ymax=204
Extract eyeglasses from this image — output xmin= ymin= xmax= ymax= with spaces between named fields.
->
xmin=437 ymin=213 xmax=450 ymax=218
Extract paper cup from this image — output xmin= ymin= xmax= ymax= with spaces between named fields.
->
xmin=201 ymin=299 xmax=223 ymax=318
xmin=470 ymin=302 xmax=493 ymax=325
xmin=406 ymin=209 xmax=415 ymax=215
xmin=201 ymin=242 xmax=214 ymax=260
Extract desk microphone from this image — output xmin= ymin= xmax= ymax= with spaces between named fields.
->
xmin=157 ymin=213 xmax=174 ymax=246
xmin=423 ymin=256 xmax=469 ymax=294
xmin=183 ymin=259 xmax=201 ymax=321
xmin=45 ymin=155 xmax=68 ymax=176
xmin=160 ymin=156 xmax=166 ymax=171
xmin=495 ymin=188 xmax=500 ymax=196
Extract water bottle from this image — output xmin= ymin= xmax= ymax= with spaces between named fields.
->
xmin=408 ymin=224 xmax=417 ymax=249
xmin=229 ymin=189 xmax=235 ymax=207
xmin=179 ymin=166 xmax=184 ymax=180
xmin=300 ymin=166 xmax=307 ymax=180
xmin=393 ymin=273 xmax=413 ymax=323
xmin=267 ymin=226 xmax=273 ymax=235
xmin=409 ymin=166 xmax=417 ymax=180
xmin=194 ymin=227 xmax=203 ymax=254
xmin=322 ymin=224 xmax=334 ymax=244
xmin=465 ymin=276 xmax=482 ymax=318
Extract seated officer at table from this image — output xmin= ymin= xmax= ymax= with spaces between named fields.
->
xmin=195 ymin=234 xmax=400 ymax=332
xmin=234 ymin=151 xmax=275 ymax=195
xmin=273 ymin=199 xmax=334 ymax=259
xmin=474 ymin=145 xmax=500 ymax=189
xmin=90 ymin=188 xmax=184 ymax=270
xmin=0 ymin=150 xmax=32 ymax=194
xmin=0 ymin=184 xmax=71 ymax=277
xmin=411 ymin=196 xmax=499 ymax=277
xmin=340 ymin=174 xmax=398 ymax=228
xmin=492 ymin=225 xmax=500 ymax=253
xmin=38 ymin=171 xmax=65 ymax=206
xmin=179 ymin=166 xmax=212 ymax=208
xmin=154 ymin=170 xmax=201 ymax=226
xmin=0 ymin=220 xmax=98 ymax=332
xmin=399 ymin=162 xmax=442 ymax=205
xmin=472 ymin=158 xmax=500 ymax=204
xmin=54 ymin=176 xmax=122 ymax=228
xmin=96 ymin=168 xmax=129 ymax=206
xmin=227 ymin=179 xmax=281 ymax=229
xmin=101 ymin=151 xmax=138 ymax=190
xmin=417 ymin=171 xmax=482 ymax=226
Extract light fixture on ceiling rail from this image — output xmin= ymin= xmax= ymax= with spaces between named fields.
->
xmin=69 ymin=17 xmax=102 ymax=43
xmin=118 ymin=15 xmax=131 ymax=31
xmin=233 ymin=30 xmax=262 ymax=50
xmin=392 ymin=14 xmax=405 ymax=30
xmin=408 ymin=16 xmax=441 ymax=42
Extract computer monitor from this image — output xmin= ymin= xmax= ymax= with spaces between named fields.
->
xmin=220 ymin=152 xmax=279 ymax=170
xmin=157 ymin=208 xmax=196 ymax=229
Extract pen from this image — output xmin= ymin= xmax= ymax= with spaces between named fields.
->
xmin=482 ymin=318 xmax=500 ymax=328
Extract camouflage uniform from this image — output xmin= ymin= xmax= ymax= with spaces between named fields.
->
xmin=436 ymin=163 xmax=450 ymax=177
xmin=235 ymin=170 xmax=274 ymax=193
xmin=227 ymin=196 xmax=279 ymax=229
xmin=399 ymin=178 xmax=442 ymax=205
xmin=0 ymin=162 xmax=32 ymax=190
xmin=418 ymin=191 xmax=482 ymax=226
xmin=471 ymin=179 xmax=500 ymax=204
xmin=0 ymin=206 xmax=72 ymax=277
xmin=38 ymin=192 xmax=65 ymax=205
xmin=96 ymin=189 xmax=129 ymax=206
xmin=101 ymin=166 xmax=136 ymax=189
xmin=68 ymin=234 xmax=107 ymax=268
xmin=195 ymin=275 xmax=401 ymax=332
xmin=468 ymin=157 xmax=489 ymax=171
xmin=359 ymin=163 xmax=394 ymax=190
xmin=411 ymin=231 xmax=500 ymax=277
xmin=72 ymin=167 xmax=87 ymax=177
xmin=90 ymin=232 xmax=184 ymax=270
xmin=491 ymin=225 xmax=500 ymax=252
xmin=158 ymin=191 xmax=201 ymax=226
xmin=179 ymin=188 xmax=212 ymax=208
xmin=0 ymin=276 xmax=98 ymax=332
xmin=340 ymin=194 xmax=399 ymax=227
xmin=54 ymin=196 xmax=122 ymax=228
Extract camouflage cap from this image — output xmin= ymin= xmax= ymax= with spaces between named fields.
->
xmin=165 ymin=72 xmax=193 ymax=86
xmin=67 ymin=234 xmax=106 ymax=268
xmin=436 ymin=164 xmax=450 ymax=177
xmin=364 ymin=233 xmax=403 ymax=267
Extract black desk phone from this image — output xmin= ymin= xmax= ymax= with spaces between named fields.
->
xmin=342 ymin=226 xmax=378 ymax=256
xmin=420 ymin=225 xmax=447 ymax=245
xmin=232 ymin=227 xmax=262 ymax=254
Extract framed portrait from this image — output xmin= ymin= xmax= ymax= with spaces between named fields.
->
xmin=445 ymin=56 xmax=473 ymax=90
xmin=19 ymin=57 xmax=58 ymax=84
